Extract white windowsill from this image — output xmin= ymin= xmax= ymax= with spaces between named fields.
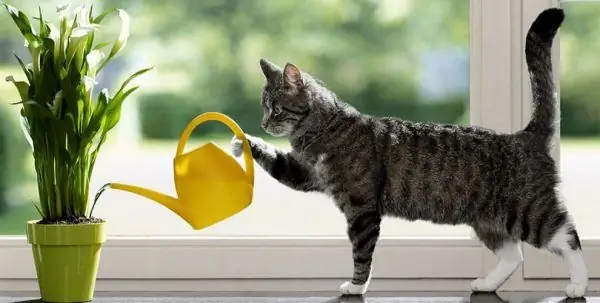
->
xmin=2 ymin=236 xmax=600 ymax=292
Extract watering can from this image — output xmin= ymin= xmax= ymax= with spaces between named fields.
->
xmin=99 ymin=112 xmax=255 ymax=230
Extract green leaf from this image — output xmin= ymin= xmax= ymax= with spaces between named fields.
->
xmin=64 ymin=112 xmax=78 ymax=156
xmin=30 ymin=200 xmax=43 ymax=217
xmin=88 ymin=4 xmax=94 ymax=23
xmin=18 ymin=111 xmax=33 ymax=150
xmin=12 ymin=52 xmax=33 ymax=84
xmin=92 ymin=88 xmax=109 ymax=125
xmin=3 ymin=3 xmax=35 ymax=38
xmin=12 ymin=100 xmax=56 ymax=119
xmin=37 ymin=6 xmax=47 ymax=38
xmin=42 ymin=37 xmax=55 ymax=51
xmin=36 ymin=47 xmax=60 ymax=106
xmin=92 ymin=41 xmax=110 ymax=51
xmin=5 ymin=75 xmax=30 ymax=101
xmin=79 ymin=88 xmax=109 ymax=153
xmin=105 ymin=85 xmax=139 ymax=131
xmin=114 ymin=66 xmax=153 ymax=97
xmin=92 ymin=7 xmax=116 ymax=24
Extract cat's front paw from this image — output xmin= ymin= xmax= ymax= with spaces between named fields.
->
xmin=470 ymin=278 xmax=498 ymax=293
xmin=565 ymin=283 xmax=587 ymax=298
xmin=230 ymin=135 xmax=246 ymax=157
xmin=339 ymin=281 xmax=368 ymax=295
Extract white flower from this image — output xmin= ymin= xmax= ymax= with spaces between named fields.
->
xmin=86 ymin=50 xmax=106 ymax=76
xmin=82 ymin=76 xmax=97 ymax=93
xmin=56 ymin=4 xmax=70 ymax=13
xmin=48 ymin=24 xmax=61 ymax=62
xmin=71 ymin=25 xmax=98 ymax=38
xmin=53 ymin=90 xmax=63 ymax=102
xmin=117 ymin=9 xmax=130 ymax=46
xmin=74 ymin=4 xmax=90 ymax=27
xmin=108 ymin=9 xmax=131 ymax=57
xmin=67 ymin=25 xmax=98 ymax=64
xmin=99 ymin=88 xmax=110 ymax=104
xmin=5 ymin=75 xmax=15 ymax=82
xmin=51 ymin=91 xmax=63 ymax=115
xmin=58 ymin=4 xmax=71 ymax=22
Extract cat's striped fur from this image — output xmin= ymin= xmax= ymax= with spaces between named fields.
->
xmin=231 ymin=8 xmax=588 ymax=298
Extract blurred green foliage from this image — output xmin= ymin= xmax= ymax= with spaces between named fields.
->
xmin=117 ymin=0 xmax=598 ymax=139
xmin=0 ymin=103 xmax=28 ymax=215
xmin=561 ymin=78 xmax=600 ymax=136
xmin=558 ymin=2 xmax=600 ymax=137
xmin=106 ymin=0 xmax=472 ymax=137
xmin=0 ymin=1 xmax=597 ymax=139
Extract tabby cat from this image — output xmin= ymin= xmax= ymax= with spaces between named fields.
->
xmin=231 ymin=8 xmax=587 ymax=298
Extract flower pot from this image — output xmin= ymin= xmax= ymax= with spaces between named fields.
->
xmin=26 ymin=220 xmax=106 ymax=303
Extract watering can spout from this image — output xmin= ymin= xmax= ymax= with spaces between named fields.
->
xmin=104 ymin=182 xmax=190 ymax=226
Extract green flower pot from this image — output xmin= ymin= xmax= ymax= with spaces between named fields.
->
xmin=26 ymin=220 xmax=106 ymax=303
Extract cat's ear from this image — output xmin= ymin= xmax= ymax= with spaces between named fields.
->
xmin=259 ymin=58 xmax=281 ymax=81
xmin=283 ymin=63 xmax=303 ymax=89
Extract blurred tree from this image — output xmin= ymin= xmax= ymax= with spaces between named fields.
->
xmin=0 ymin=104 xmax=28 ymax=215
xmin=3 ymin=0 xmax=599 ymax=139
xmin=102 ymin=0 xmax=470 ymax=137
xmin=559 ymin=2 xmax=600 ymax=136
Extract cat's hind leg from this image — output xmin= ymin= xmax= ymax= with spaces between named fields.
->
xmin=544 ymin=222 xmax=587 ymax=298
xmin=471 ymin=230 xmax=523 ymax=293
xmin=518 ymin=192 xmax=587 ymax=298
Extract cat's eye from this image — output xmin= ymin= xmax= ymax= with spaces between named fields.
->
xmin=273 ymin=107 xmax=282 ymax=116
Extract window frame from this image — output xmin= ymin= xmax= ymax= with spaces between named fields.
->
xmin=1 ymin=0 xmax=599 ymax=292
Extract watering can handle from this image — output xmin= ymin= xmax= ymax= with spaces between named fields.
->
xmin=175 ymin=112 xmax=255 ymax=186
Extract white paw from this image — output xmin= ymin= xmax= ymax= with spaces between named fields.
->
xmin=339 ymin=281 xmax=368 ymax=295
xmin=470 ymin=278 xmax=498 ymax=292
xmin=230 ymin=136 xmax=244 ymax=157
xmin=565 ymin=283 xmax=586 ymax=298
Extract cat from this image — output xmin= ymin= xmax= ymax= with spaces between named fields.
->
xmin=231 ymin=8 xmax=587 ymax=298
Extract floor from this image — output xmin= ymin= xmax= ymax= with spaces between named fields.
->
xmin=0 ymin=292 xmax=596 ymax=303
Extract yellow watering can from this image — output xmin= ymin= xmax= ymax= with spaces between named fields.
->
xmin=97 ymin=112 xmax=255 ymax=230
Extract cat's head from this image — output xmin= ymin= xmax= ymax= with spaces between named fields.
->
xmin=258 ymin=58 xmax=322 ymax=137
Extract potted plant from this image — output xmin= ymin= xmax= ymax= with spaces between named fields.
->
xmin=2 ymin=3 xmax=152 ymax=302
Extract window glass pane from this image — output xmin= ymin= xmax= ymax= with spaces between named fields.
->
xmin=0 ymin=0 xmax=470 ymax=236
xmin=559 ymin=1 xmax=600 ymax=239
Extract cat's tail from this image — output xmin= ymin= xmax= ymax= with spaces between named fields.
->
xmin=521 ymin=8 xmax=564 ymax=148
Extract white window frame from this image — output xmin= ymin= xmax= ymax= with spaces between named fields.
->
xmin=1 ymin=0 xmax=599 ymax=293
